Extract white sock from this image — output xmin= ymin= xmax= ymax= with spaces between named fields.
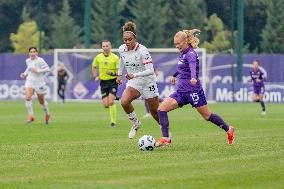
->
xmin=127 ymin=111 xmax=140 ymax=125
xmin=25 ymin=100 xmax=34 ymax=116
xmin=42 ymin=101 xmax=50 ymax=115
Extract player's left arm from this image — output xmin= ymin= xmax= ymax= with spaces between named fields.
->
xmin=131 ymin=49 xmax=155 ymax=78
xmin=260 ymin=71 xmax=266 ymax=82
xmin=106 ymin=56 xmax=120 ymax=76
xmin=187 ymin=53 xmax=197 ymax=85
xmin=34 ymin=59 xmax=50 ymax=73
xmin=64 ymin=71 xmax=69 ymax=82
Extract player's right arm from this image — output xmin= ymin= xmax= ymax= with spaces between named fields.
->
xmin=249 ymin=71 xmax=254 ymax=83
xmin=117 ymin=60 xmax=124 ymax=84
xmin=92 ymin=56 xmax=100 ymax=82
xmin=20 ymin=60 xmax=29 ymax=78
xmin=170 ymin=71 xmax=179 ymax=84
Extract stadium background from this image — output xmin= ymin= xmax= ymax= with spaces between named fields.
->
xmin=0 ymin=1 xmax=283 ymax=189
xmin=1 ymin=0 xmax=283 ymax=103
xmin=1 ymin=53 xmax=284 ymax=103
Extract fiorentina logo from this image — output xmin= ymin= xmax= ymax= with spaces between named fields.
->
xmin=73 ymin=83 xmax=88 ymax=99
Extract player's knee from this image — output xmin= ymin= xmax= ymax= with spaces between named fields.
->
xmin=204 ymin=115 xmax=210 ymax=120
xmin=158 ymin=104 xmax=168 ymax=112
xmin=109 ymin=101 xmax=114 ymax=106
xmin=202 ymin=112 xmax=211 ymax=120
xmin=25 ymin=97 xmax=32 ymax=101
xmin=120 ymin=99 xmax=129 ymax=108
xmin=158 ymin=107 xmax=164 ymax=112
xmin=149 ymin=107 xmax=157 ymax=115
xmin=102 ymin=101 xmax=109 ymax=108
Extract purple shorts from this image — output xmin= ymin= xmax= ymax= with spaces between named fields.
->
xmin=253 ymin=86 xmax=265 ymax=95
xmin=170 ymin=89 xmax=207 ymax=108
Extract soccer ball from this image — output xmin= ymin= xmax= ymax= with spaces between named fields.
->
xmin=138 ymin=135 xmax=156 ymax=151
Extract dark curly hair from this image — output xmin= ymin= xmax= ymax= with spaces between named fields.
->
xmin=122 ymin=21 xmax=137 ymax=37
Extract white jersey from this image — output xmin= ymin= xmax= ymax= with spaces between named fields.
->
xmin=24 ymin=57 xmax=50 ymax=87
xmin=118 ymin=43 xmax=156 ymax=83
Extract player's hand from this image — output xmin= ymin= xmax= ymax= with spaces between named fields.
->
xmin=190 ymin=78 xmax=197 ymax=85
xmin=256 ymin=79 xmax=261 ymax=83
xmin=106 ymin=70 xmax=112 ymax=76
xmin=94 ymin=76 xmax=100 ymax=82
xmin=31 ymin=67 xmax=38 ymax=73
xmin=125 ymin=73 xmax=134 ymax=80
xmin=116 ymin=76 xmax=122 ymax=85
xmin=20 ymin=73 xmax=27 ymax=78
xmin=170 ymin=76 xmax=177 ymax=85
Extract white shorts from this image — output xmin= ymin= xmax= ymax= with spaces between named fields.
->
xmin=126 ymin=78 xmax=159 ymax=99
xmin=25 ymin=81 xmax=47 ymax=95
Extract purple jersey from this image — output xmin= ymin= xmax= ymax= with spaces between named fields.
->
xmin=176 ymin=46 xmax=201 ymax=92
xmin=250 ymin=69 xmax=265 ymax=87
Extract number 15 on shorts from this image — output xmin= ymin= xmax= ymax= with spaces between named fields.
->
xmin=190 ymin=92 xmax=199 ymax=105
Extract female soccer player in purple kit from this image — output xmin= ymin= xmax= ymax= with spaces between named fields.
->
xmin=155 ymin=29 xmax=235 ymax=147
xmin=249 ymin=60 xmax=266 ymax=115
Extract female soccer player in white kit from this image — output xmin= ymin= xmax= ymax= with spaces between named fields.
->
xmin=117 ymin=22 xmax=160 ymax=139
xmin=20 ymin=47 xmax=51 ymax=124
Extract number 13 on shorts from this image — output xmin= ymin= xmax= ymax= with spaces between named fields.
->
xmin=149 ymin=85 xmax=156 ymax=92
xmin=145 ymin=84 xmax=159 ymax=99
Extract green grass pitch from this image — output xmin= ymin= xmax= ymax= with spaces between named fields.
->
xmin=0 ymin=101 xmax=283 ymax=189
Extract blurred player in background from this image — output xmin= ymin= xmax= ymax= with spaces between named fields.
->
xmin=155 ymin=29 xmax=235 ymax=147
xmin=92 ymin=40 xmax=120 ymax=128
xmin=20 ymin=47 xmax=51 ymax=124
xmin=117 ymin=21 xmax=160 ymax=139
xmin=57 ymin=63 xmax=69 ymax=103
xmin=249 ymin=60 xmax=266 ymax=115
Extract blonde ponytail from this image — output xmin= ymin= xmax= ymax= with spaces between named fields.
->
xmin=175 ymin=29 xmax=201 ymax=49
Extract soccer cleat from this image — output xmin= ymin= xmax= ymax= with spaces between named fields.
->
xmin=45 ymin=114 xmax=51 ymax=125
xmin=155 ymin=138 xmax=171 ymax=147
xmin=142 ymin=113 xmax=151 ymax=118
xmin=128 ymin=121 xmax=141 ymax=139
xmin=26 ymin=115 xmax=34 ymax=124
xmin=261 ymin=111 xmax=266 ymax=115
xmin=110 ymin=123 xmax=116 ymax=128
xmin=227 ymin=126 xmax=235 ymax=145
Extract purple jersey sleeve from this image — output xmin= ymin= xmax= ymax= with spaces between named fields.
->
xmin=173 ymin=71 xmax=179 ymax=77
xmin=186 ymin=53 xmax=197 ymax=79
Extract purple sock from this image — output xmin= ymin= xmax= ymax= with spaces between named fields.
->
xmin=144 ymin=101 xmax=150 ymax=113
xmin=158 ymin=110 xmax=169 ymax=137
xmin=208 ymin=113 xmax=229 ymax=132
